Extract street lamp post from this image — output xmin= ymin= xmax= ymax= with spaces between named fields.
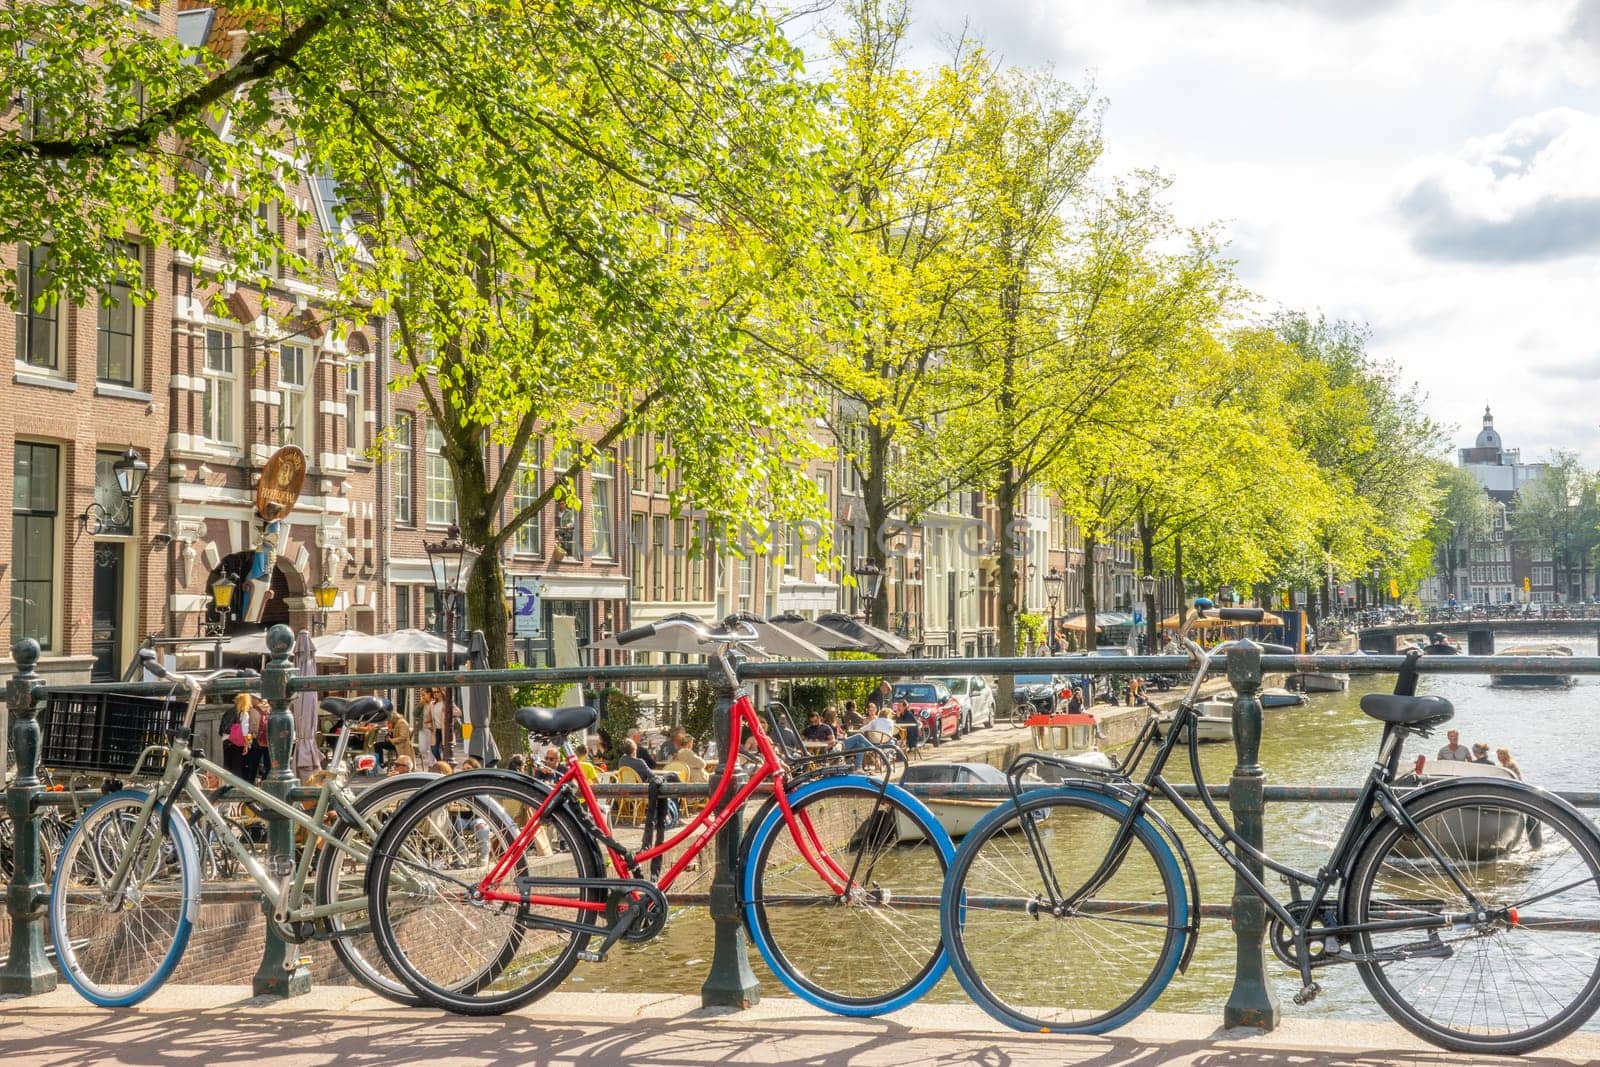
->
xmin=204 ymin=572 xmax=238 ymax=636
xmin=1043 ymin=567 xmax=1063 ymax=655
xmin=311 ymin=578 xmax=338 ymax=635
xmin=1140 ymin=573 xmax=1158 ymax=655
xmin=853 ymin=559 xmax=883 ymax=626
xmin=424 ymin=524 xmax=478 ymax=764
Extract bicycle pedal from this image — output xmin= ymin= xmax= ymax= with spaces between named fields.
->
xmin=577 ymin=950 xmax=606 ymax=964
xmin=285 ymin=954 xmax=312 ymax=972
xmin=1292 ymin=982 xmax=1321 ymax=1006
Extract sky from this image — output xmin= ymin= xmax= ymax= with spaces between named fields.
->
xmin=798 ymin=0 xmax=1600 ymax=465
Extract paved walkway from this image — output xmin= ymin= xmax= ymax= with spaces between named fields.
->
xmin=3 ymin=987 xmax=1597 ymax=1066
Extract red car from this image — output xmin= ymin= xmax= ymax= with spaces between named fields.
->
xmin=890 ymin=681 xmax=962 ymax=742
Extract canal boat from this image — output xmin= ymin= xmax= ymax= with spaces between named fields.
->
xmin=1489 ymin=644 xmax=1576 ymax=688
xmin=888 ymin=762 xmax=1035 ymax=841
xmin=1212 ymin=687 xmax=1308 ymax=709
xmin=1394 ymin=759 xmax=1532 ymax=861
xmin=1286 ymin=671 xmax=1350 ymax=693
xmin=1154 ymin=703 xmax=1233 ymax=744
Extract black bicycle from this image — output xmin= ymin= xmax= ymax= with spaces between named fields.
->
xmin=941 ymin=599 xmax=1600 ymax=1055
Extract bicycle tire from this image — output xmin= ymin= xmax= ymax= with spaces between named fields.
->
xmin=49 ymin=789 xmax=200 ymax=1007
xmin=742 ymin=777 xmax=954 ymax=1015
xmin=366 ymin=772 xmax=602 ymax=1015
xmin=940 ymin=785 xmax=1188 ymax=1033
xmin=1010 ymin=703 xmax=1031 ymax=728
xmin=1348 ymin=782 xmax=1600 ymax=1054
xmin=313 ymin=771 xmax=439 ymax=1006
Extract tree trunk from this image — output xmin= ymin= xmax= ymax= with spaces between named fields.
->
xmin=1138 ymin=513 xmax=1158 ymax=655
xmin=996 ymin=468 xmax=1018 ymax=715
xmin=1082 ymin=531 xmax=1098 ymax=655
xmin=1172 ymin=534 xmax=1185 ymax=635
xmin=863 ymin=414 xmax=892 ymax=631
xmin=452 ymin=430 xmax=515 ymax=729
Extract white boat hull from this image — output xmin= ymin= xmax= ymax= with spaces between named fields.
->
xmin=1158 ymin=710 xmax=1233 ymax=744
xmin=1396 ymin=761 xmax=1532 ymax=862
xmin=895 ymin=798 xmax=997 ymax=841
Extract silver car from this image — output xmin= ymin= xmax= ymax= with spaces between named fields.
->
xmin=939 ymin=675 xmax=996 ymax=732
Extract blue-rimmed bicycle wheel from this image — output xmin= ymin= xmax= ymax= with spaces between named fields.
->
xmin=742 ymin=777 xmax=954 ymax=1015
xmin=49 ymin=789 xmax=200 ymax=1007
xmin=940 ymin=786 xmax=1188 ymax=1033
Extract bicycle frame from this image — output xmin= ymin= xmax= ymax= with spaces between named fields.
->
xmin=476 ymin=686 xmax=863 ymax=912
xmin=98 ymin=733 xmax=382 ymax=926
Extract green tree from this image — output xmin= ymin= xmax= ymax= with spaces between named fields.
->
xmin=1514 ymin=454 xmax=1600 ymax=602
xmin=1426 ymin=460 xmax=1493 ymax=602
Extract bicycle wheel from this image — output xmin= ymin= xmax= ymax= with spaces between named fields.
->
xmin=366 ymin=773 xmax=602 ymax=1015
xmin=941 ymin=786 xmax=1188 ymax=1033
xmin=743 ymin=777 xmax=954 ymax=1014
xmin=1348 ymin=783 xmax=1600 ymax=1054
xmin=49 ymin=789 xmax=200 ymax=1007
xmin=1010 ymin=703 xmax=1031 ymax=728
xmin=313 ymin=772 xmax=438 ymax=1006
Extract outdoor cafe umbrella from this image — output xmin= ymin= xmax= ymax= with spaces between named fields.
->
xmin=720 ymin=612 xmax=829 ymax=661
xmin=292 ymin=629 xmax=322 ymax=777
xmin=812 ymin=613 xmax=911 ymax=656
xmin=767 ymin=611 xmax=869 ymax=653
xmin=220 ymin=628 xmax=345 ymax=662
xmin=586 ymin=612 xmax=711 ymax=654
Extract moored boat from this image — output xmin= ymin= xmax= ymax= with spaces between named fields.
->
xmin=1287 ymin=671 xmax=1350 ymax=693
xmin=888 ymin=762 xmax=1027 ymax=841
xmin=1489 ymin=644 xmax=1576 ymax=688
xmin=1394 ymin=759 xmax=1532 ymax=861
xmin=1155 ymin=703 xmax=1233 ymax=743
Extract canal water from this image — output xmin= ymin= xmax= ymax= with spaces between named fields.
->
xmin=582 ymin=632 xmax=1600 ymax=1023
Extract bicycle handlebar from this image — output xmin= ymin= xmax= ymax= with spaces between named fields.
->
xmin=136 ymin=649 xmax=258 ymax=692
xmin=614 ymin=617 xmax=762 ymax=649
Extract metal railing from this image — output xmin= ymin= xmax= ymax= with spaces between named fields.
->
xmin=5 ymin=626 xmax=1598 ymax=1029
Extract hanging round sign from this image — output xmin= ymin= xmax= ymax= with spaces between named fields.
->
xmin=255 ymin=445 xmax=307 ymax=522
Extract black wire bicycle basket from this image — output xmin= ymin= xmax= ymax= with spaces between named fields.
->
xmin=37 ymin=689 xmax=184 ymax=775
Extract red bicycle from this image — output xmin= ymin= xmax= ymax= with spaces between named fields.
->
xmin=365 ymin=618 xmax=954 ymax=1015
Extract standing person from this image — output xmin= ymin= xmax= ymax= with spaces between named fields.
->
xmin=1437 ymin=730 xmax=1470 ymax=761
xmin=221 ymin=694 xmax=251 ymax=778
xmin=1066 ymin=687 xmax=1084 ymax=716
xmin=243 ymin=696 xmax=272 ymax=783
xmin=1496 ymin=747 xmax=1523 ymax=779
xmin=423 ymin=687 xmax=448 ymax=762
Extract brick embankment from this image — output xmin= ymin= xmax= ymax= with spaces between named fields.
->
xmin=2 ymin=987 xmax=1597 ymax=1066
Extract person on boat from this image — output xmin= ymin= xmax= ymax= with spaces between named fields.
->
xmin=1066 ymin=687 xmax=1084 ymax=716
xmin=1471 ymin=742 xmax=1493 ymax=765
xmin=1437 ymin=730 xmax=1470 ymax=761
xmin=1496 ymin=747 xmax=1522 ymax=779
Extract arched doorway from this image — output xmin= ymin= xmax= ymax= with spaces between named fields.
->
xmin=208 ymin=553 xmax=293 ymax=634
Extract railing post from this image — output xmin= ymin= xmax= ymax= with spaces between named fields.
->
xmin=700 ymin=652 xmax=759 ymax=1010
xmin=0 ymin=638 xmax=55 ymax=995
xmin=252 ymin=623 xmax=311 ymax=997
xmin=1224 ymin=639 xmax=1279 ymax=1030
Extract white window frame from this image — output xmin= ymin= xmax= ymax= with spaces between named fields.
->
xmin=590 ymin=452 xmax=615 ymax=560
xmin=513 ymin=442 xmax=543 ymax=555
xmin=391 ymin=412 xmax=413 ymax=526
xmin=425 ymin=419 xmax=457 ymax=527
xmin=15 ymin=243 xmax=63 ymax=374
xmin=344 ymin=358 xmax=365 ymax=456
xmin=201 ymin=327 xmax=241 ymax=449
xmin=278 ymin=341 xmax=312 ymax=454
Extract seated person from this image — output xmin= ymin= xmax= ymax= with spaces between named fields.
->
xmin=618 ymin=738 xmax=679 ymax=828
xmin=839 ymin=700 xmax=865 ymax=731
xmin=801 ymin=711 xmax=837 ymax=745
xmin=840 ymin=708 xmax=901 ymax=767
xmin=894 ymin=699 xmax=922 ymax=750
xmin=670 ymin=733 xmax=708 ymax=776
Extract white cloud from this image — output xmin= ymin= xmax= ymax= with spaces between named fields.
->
xmin=1396 ymin=108 xmax=1600 ymax=262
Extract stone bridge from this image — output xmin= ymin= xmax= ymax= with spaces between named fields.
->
xmin=1358 ymin=617 xmax=1600 ymax=655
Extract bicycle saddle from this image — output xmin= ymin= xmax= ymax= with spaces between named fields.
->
xmin=1359 ymin=693 xmax=1453 ymax=726
xmin=514 ymin=704 xmax=599 ymax=738
xmin=321 ymin=695 xmax=392 ymax=724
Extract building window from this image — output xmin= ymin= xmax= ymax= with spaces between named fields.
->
xmin=96 ymin=241 xmax=140 ymax=385
xmin=93 ymin=450 xmax=136 ymax=536
xmin=671 ymin=518 xmax=687 ymax=600
xmin=590 ymin=452 xmax=615 ymax=559
xmin=629 ymin=433 xmax=648 ymax=493
xmin=201 ymin=329 xmax=238 ymax=446
xmin=391 ymin=413 xmax=413 ymax=525
xmin=394 ymin=586 xmax=412 ymax=629
xmin=278 ymin=342 xmax=311 ymax=452
xmin=783 ymin=521 xmax=801 ymax=577
xmin=344 ymin=360 xmax=364 ymax=454
xmin=631 ymin=513 xmax=647 ymax=600
xmin=514 ymin=443 xmax=542 ymax=555
xmin=651 ymin=517 xmax=667 ymax=601
xmin=15 ymin=243 xmax=59 ymax=370
xmin=424 ymin=419 xmax=456 ymax=526
xmin=12 ymin=442 xmax=58 ymax=650
xmin=738 ymin=555 xmax=753 ymax=611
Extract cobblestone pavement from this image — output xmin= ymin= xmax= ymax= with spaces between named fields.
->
xmin=2 ymin=987 xmax=1596 ymax=1066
